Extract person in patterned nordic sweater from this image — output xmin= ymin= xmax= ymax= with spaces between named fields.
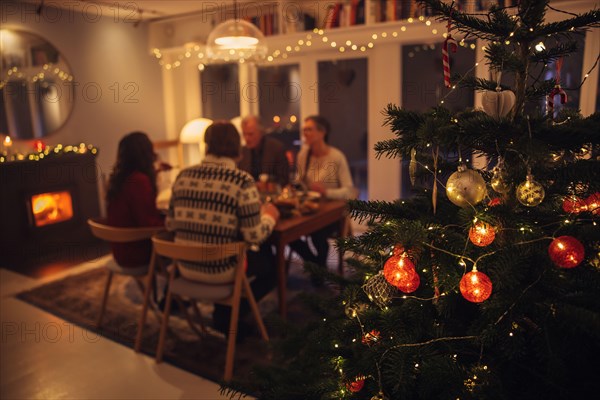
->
xmin=166 ymin=121 xmax=280 ymax=336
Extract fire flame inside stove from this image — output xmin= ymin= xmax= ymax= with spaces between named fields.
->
xmin=31 ymin=191 xmax=73 ymax=227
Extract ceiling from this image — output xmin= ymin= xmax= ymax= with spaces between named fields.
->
xmin=26 ymin=0 xmax=282 ymax=23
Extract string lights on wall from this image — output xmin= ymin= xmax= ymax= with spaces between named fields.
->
xmin=153 ymin=16 xmax=477 ymax=70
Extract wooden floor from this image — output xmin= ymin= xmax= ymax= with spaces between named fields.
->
xmin=0 ymin=258 xmax=233 ymax=400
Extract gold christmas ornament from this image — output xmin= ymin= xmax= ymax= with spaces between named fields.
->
xmin=446 ymin=164 xmax=487 ymax=207
xmin=409 ymin=148 xmax=417 ymax=186
xmin=490 ymin=165 xmax=511 ymax=194
xmin=370 ymin=392 xmax=388 ymax=400
xmin=362 ymin=272 xmax=396 ymax=308
xmin=344 ymin=302 xmax=368 ymax=319
xmin=548 ymin=150 xmax=565 ymax=163
xmin=516 ymin=174 xmax=545 ymax=207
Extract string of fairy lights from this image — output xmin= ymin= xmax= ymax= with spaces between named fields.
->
xmin=152 ymin=16 xmax=478 ymax=71
xmin=337 ymin=206 xmax=597 ymax=397
xmin=0 ymin=141 xmax=98 ymax=163
xmin=0 ymin=63 xmax=74 ymax=89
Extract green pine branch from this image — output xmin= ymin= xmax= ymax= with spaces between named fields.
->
xmin=536 ymin=10 xmax=600 ymax=37
xmin=416 ymin=0 xmax=516 ymax=41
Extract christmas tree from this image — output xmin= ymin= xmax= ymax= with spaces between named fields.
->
xmin=223 ymin=1 xmax=600 ymax=399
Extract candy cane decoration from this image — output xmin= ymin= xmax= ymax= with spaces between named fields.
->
xmin=443 ymin=16 xmax=457 ymax=88
xmin=547 ymin=57 xmax=568 ymax=117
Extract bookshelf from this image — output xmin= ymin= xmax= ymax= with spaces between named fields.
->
xmin=243 ymin=0 xmax=521 ymax=37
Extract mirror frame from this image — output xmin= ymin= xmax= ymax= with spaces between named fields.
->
xmin=1 ymin=29 xmax=75 ymax=140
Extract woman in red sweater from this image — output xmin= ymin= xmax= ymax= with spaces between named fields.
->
xmin=106 ymin=132 xmax=165 ymax=267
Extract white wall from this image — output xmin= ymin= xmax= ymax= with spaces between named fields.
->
xmin=2 ymin=0 xmax=166 ymax=184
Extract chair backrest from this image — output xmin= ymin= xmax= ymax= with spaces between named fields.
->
xmin=87 ymin=218 xmax=164 ymax=243
xmin=151 ymin=231 xmax=246 ymax=276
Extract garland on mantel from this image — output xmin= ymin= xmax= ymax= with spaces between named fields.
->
xmin=0 ymin=143 xmax=98 ymax=163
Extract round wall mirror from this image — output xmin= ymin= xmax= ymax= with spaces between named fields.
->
xmin=0 ymin=29 xmax=74 ymax=140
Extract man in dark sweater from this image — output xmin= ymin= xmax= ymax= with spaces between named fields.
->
xmin=238 ymin=115 xmax=290 ymax=187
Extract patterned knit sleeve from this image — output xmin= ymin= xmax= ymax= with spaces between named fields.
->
xmin=165 ymin=171 xmax=182 ymax=232
xmin=237 ymin=178 xmax=274 ymax=244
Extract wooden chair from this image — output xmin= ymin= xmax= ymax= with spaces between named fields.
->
xmin=148 ymin=231 xmax=269 ymax=381
xmin=87 ymin=218 xmax=164 ymax=327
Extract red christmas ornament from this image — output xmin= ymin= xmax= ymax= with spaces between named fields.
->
xmin=460 ymin=269 xmax=493 ymax=303
xmin=442 ymin=16 xmax=458 ymax=88
xmin=488 ymin=197 xmax=502 ymax=207
xmin=562 ymin=195 xmax=586 ymax=214
xmin=346 ymin=377 xmax=365 ymax=393
xmin=586 ymin=193 xmax=600 ymax=215
xmin=383 ymin=253 xmax=420 ymax=293
xmin=361 ymin=329 xmax=381 ymax=345
xmin=469 ymin=222 xmax=496 ymax=247
xmin=548 ymin=236 xmax=585 ymax=268
xmin=547 ymin=58 xmax=568 ymax=118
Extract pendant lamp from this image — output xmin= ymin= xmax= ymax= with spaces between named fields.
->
xmin=206 ymin=0 xmax=268 ymax=62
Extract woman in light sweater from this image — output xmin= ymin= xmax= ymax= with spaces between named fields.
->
xmin=296 ymin=115 xmax=355 ymax=200
xmin=291 ymin=115 xmax=355 ymax=271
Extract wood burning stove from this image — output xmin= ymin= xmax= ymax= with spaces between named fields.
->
xmin=0 ymin=152 xmax=101 ymax=270
xmin=29 ymin=189 xmax=75 ymax=227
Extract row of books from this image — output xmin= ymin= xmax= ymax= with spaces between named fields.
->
xmin=368 ymin=0 xmax=419 ymax=23
xmin=368 ymin=0 xmax=516 ymax=24
xmin=324 ymin=0 xmax=366 ymax=29
xmin=248 ymin=0 xmax=517 ymax=35
xmin=246 ymin=14 xmax=279 ymax=37
xmin=456 ymin=0 xmax=516 ymax=13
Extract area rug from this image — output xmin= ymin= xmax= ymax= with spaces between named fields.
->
xmin=16 ymin=263 xmax=326 ymax=386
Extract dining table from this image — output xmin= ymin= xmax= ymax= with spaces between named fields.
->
xmin=270 ymin=199 xmax=348 ymax=318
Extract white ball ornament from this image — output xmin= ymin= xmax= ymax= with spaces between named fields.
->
xmin=446 ymin=165 xmax=487 ymax=207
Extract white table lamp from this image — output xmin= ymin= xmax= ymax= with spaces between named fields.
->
xmin=179 ymin=118 xmax=213 ymax=164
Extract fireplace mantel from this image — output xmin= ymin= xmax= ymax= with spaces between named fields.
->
xmin=0 ymin=152 xmax=101 ymax=269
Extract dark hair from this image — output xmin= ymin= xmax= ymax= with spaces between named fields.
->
xmin=106 ymin=131 xmax=157 ymax=202
xmin=305 ymin=115 xmax=330 ymax=143
xmin=205 ymin=121 xmax=241 ymax=158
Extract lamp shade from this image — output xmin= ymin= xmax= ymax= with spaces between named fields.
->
xmin=180 ymin=118 xmax=213 ymax=164
xmin=180 ymin=118 xmax=213 ymax=144
xmin=206 ymin=19 xmax=267 ymax=62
